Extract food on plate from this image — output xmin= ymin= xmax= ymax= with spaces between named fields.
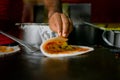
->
xmin=0 ymin=46 xmax=14 ymax=53
xmin=40 ymin=37 xmax=94 ymax=57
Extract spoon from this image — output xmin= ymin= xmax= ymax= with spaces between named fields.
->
xmin=0 ymin=30 xmax=40 ymax=52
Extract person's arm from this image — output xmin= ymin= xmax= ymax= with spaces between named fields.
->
xmin=22 ymin=0 xmax=34 ymax=22
xmin=43 ymin=0 xmax=62 ymax=18
xmin=43 ymin=0 xmax=73 ymax=37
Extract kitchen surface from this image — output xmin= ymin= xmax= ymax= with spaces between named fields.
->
xmin=0 ymin=46 xmax=120 ymax=80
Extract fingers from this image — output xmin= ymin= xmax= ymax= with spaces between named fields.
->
xmin=49 ymin=13 xmax=62 ymax=36
xmin=54 ymin=13 xmax=62 ymax=36
xmin=61 ymin=14 xmax=73 ymax=37
xmin=49 ymin=12 xmax=73 ymax=37
xmin=61 ymin=14 xmax=69 ymax=37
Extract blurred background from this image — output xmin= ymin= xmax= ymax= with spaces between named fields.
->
xmin=23 ymin=0 xmax=91 ymax=24
xmin=23 ymin=0 xmax=120 ymax=23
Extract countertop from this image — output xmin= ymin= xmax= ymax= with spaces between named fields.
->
xmin=0 ymin=46 xmax=120 ymax=80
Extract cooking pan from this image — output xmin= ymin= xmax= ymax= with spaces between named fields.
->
xmin=68 ymin=23 xmax=103 ymax=46
xmin=18 ymin=23 xmax=57 ymax=49
xmin=102 ymin=30 xmax=120 ymax=48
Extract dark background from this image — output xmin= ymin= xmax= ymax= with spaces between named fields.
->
xmin=62 ymin=0 xmax=120 ymax=23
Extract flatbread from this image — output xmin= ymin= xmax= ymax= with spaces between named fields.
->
xmin=40 ymin=37 xmax=94 ymax=57
xmin=0 ymin=45 xmax=20 ymax=56
xmin=0 ymin=46 xmax=14 ymax=53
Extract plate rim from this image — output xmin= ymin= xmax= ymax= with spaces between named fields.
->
xmin=40 ymin=45 xmax=94 ymax=57
xmin=0 ymin=45 xmax=21 ymax=55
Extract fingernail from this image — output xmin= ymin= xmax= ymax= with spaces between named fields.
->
xmin=58 ymin=32 xmax=62 ymax=36
xmin=63 ymin=33 xmax=67 ymax=37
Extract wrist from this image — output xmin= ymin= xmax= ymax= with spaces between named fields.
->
xmin=48 ymin=11 xmax=62 ymax=19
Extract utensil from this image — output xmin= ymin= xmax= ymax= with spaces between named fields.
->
xmin=102 ymin=30 xmax=120 ymax=48
xmin=77 ymin=20 xmax=120 ymax=47
xmin=79 ymin=20 xmax=106 ymax=30
xmin=69 ymin=21 xmax=102 ymax=46
xmin=18 ymin=23 xmax=57 ymax=49
xmin=0 ymin=30 xmax=39 ymax=52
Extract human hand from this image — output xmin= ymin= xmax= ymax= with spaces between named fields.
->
xmin=48 ymin=12 xmax=73 ymax=37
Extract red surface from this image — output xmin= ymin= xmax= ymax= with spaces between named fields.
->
xmin=0 ymin=0 xmax=23 ymax=21
xmin=0 ymin=34 xmax=15 ymax=45
xmin=0 ymin=0 xmax=23 ymax=45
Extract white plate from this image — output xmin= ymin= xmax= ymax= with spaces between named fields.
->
xmin=0 ymin=45 xmax=21 ymax=56
xmin=40 ymin=45 xmax=94 ymax=57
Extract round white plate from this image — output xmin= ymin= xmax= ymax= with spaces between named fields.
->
xmin=40 ymin=45 xmax=94 ymax=57
xmin=0 ymin=45 xmax=21 ymax=56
